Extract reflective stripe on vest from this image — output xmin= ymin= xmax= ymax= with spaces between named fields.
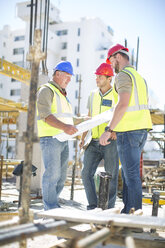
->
xmin=123 ymin=69 xmax=149 ymax=112
xmin=114 ymin=67 xmax=152 ymax=132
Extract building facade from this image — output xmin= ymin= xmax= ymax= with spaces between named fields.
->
xmin=0 ymin=0 xmax=114 ymax=191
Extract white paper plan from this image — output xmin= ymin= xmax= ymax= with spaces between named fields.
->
xmin=54 ymin=109 xmax=113 ymax=142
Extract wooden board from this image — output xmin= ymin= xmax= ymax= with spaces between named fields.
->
xmin=37 ymin=208 xmax=165 ymax=230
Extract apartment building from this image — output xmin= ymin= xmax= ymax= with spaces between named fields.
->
xmin=0 ymin=0 xmax=114 ymax=191
xmin=0 ymin=25 xmax=25 ymax=102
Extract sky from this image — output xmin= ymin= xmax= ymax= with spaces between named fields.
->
xmin=0 ymin=0 xmax=165 ymax=110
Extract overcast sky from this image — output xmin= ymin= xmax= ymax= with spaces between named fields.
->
xmin=1 ymin=0 xmax=165 ymax=109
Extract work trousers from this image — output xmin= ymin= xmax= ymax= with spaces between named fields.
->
xmin=40 ymin=137 xmax=69 ymax=210
xmin=116 ymin=129 xmax=148 ymax=213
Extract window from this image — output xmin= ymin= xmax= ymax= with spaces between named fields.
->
xmin=74 ymin=106 xmax=78 ymax=115
xmin=77 ymin=28 xmax=81 ymax=36
xmin=13 ymin=61 xmax=24 ymax=67
xmin=107 ymin=26 xmax=114 ymax=36
xmin=14 ymin=36 xmax=25 ymax=41
xmin=56 ymin=30 xmax=68 ymax=36
xmin=0 ymin=84 xmax=3 ymax=89
xmin=10 ymin=89 xmax=21 ymax=96
xmin=11 ymin=78 xmax=17 ymax=82
xmin=100 ymin=54 xmax=105 ymax=59
xmin=61 ymin=56 xmax=67 ymax=61
xmin=76 ymin=58 xmax=79 ymax=67
xmin=75 ymin=90 xmax=79 ymax=99
xmin=77 ymin=43 xmax=80 ymax=52
xmin=3 ymin=42 xmax=6 ymax=47
xmin=13 ymin=48 xmax=24 ymax=55
xmin=61 ymin=42 xmax=67 ymax=49
xmin=76 ymin=74 xmax=79 ymax=83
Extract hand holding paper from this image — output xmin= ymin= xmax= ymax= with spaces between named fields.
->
xmin=54 ymin=110 xmax=113 ymax=142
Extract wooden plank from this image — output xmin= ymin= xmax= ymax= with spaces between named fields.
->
xmin=37 ymin=208 xmax=165 ymax=230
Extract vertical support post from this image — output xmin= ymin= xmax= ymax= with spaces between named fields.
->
xmin=19 ymin=29 xmax=45 ymax=225
xmin=70 ymin=75 xmax=82 ymax=200
xmin=19 ymin=29 xmax=45 ymax=248
xmin=97 ymin=171 xmax=112 ymax=210
xmin=29 ymin=0 xmax=34 ymax=46
xmin=151 ymin=191 xmax=160 ymax=233
xmin=18 ymin=174 xmax=23 ymax=208
xmin=136 ymin=37 xmax=139 ymax=71
xmin=124 ymin=39 xmax=127 ymax=48
xmin=163 ymin=105 xmax=165 ymax=158
xmin=0 ymin=155 xmax=3 ymax=201
xmin=5 ymin=113 xmax=9 ymax=181
xmin=0 ymin=114 xmax=2 ymax=155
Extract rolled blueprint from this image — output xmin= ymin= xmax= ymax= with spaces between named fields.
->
xmin=54 ymin=109 xmax=113 ymax=142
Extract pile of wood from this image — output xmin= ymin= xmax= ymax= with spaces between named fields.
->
xmin=143 ymin=159 xmax=165 ymax=192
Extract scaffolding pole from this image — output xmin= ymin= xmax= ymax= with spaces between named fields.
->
xmin=19 ymin=29 xmax=45 ymax=247
xmin=70 ymin=75 xmax=82 ymax=200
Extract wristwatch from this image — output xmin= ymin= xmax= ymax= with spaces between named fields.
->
xmin=104 ymin=126 xmax=113 ymax=133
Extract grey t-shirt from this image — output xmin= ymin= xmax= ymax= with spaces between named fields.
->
xmin=115 ymin=66 xmax=133 ymax=94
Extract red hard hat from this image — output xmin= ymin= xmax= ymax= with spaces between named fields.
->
xmin=106 ymin=44 xmax=129 ymax=63
xmin=95 ymin=63 xmax=114 ymax=76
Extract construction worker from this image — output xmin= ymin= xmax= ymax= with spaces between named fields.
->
xmin=80 ymin=63 xmax=119 ymax=210
xmin=36 ymin=61 xmax=78 ymax=210
xmin=100 ymin=44 xmax=152 ymax=213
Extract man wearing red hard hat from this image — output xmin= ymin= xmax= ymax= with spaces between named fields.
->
xmin=80 ymin=63 xmax=119 ymax=210
xmin=100 ymin=44 xmax=152 ymax=214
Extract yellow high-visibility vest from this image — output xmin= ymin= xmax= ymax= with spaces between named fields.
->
xmin=37 ymin=83 xmax=73 ymax=137
xmin=113 ymin=67 xmax=152 ymax=132
xmin=89 ymin=88 xmax=116 ymax=138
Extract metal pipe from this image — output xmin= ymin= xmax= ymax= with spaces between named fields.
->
xmin=125 ymin=39 xmax=127 ymax=48
xmin=44 ymin=0 xmax=50 ymax=73
xmin=125 ymin=235 xmax=136 ymax=248
xmin=34 ymin=0 xmax=38 ymax=30
xmin=136 ymin=37 xmax=139 ymax=71
xmin=39 ymin=0 xmax=42 ymax=29
xmin=0 ymin=220 xmax=66 ymax=246
xmin=29 ymin=0 xmax=34 ymax=46
xmin=42 ymin=0 xmax=48 ymax=73
xmin=20 ymin=29 xmax=45 ymax=224
xmin=42 ymin=0 xmax=47 ymax=52
xmin=70 ymin=75 xmax=82 ymax=200
xmin=0 ymin=155 xmax=3 ymax=201
xmin=163 ymin=105 xmax=165 ymax=158
xmin=74 ymin=227 xmax=111 ymax=248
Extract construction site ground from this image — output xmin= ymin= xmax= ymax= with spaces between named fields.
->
xmin=0 ymin=176 xmax=165 ymax=248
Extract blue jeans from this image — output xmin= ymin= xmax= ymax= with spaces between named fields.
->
xmin=40 ymin=137 xmax=69 ymax=210
xmin=116 ymin=130 xmax=148 ymax=214
xmin=81 ymin=139 xmax=119 ymax=210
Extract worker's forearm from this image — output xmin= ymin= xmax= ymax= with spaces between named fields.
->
xmin=73 ymin=115 xmax=91 ymax=125
xmin=81 ymin=131 xmax=88 ymax=141
xmin=73 ymin=117 xmax=84 ymax=125
xmin=45 ymin=114 xmax=67 ymax=131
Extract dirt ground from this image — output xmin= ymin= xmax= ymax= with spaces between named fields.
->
xmin=0 ymin=177 xmax=165 ymax=248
